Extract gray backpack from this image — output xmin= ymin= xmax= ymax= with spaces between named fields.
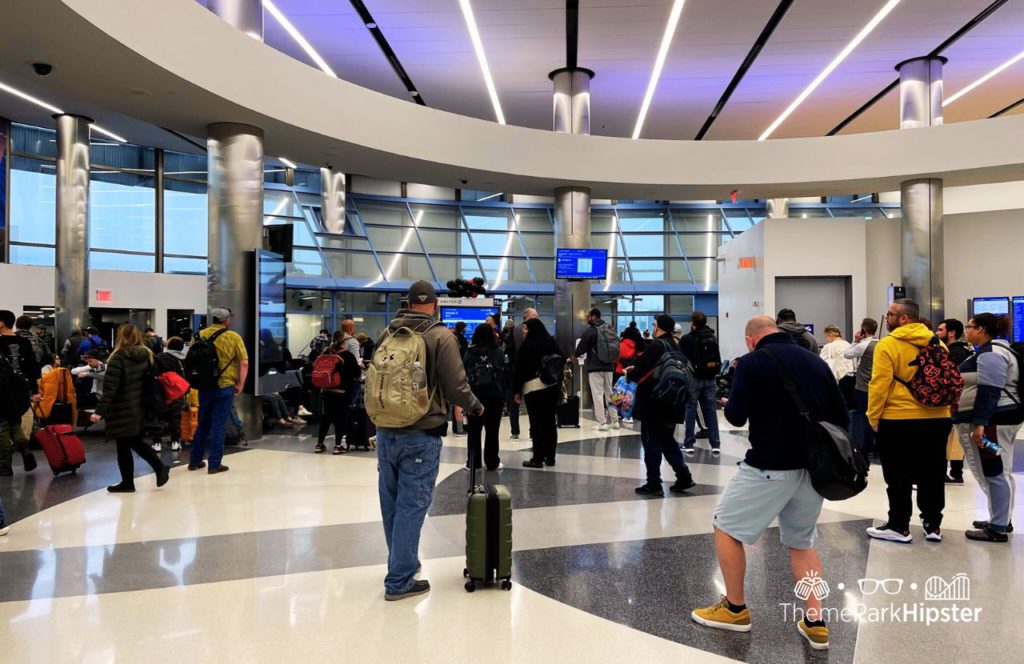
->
xmin=594 ymin=324 xmax=620 ymax=365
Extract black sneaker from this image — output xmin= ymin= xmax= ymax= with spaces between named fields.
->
xmin=107 ymin=483 xmax=136 ymax=493
xmin=973 ymin=520 xmax=1014 ymax=533
xmin=21 ymin=451 xmax=37 ymax=473
xmin=635 ymin=483 xmax=665 ymax=497
xmin=966 ymin=527 xmax=1009 ymax=543
xmin=544 ymin=459 xmax=556 ymax=467
xmin=208 ymin=465 xmax=230 ymax=475
xmin=944 ymin=475 xmax=964 ymax=485
xmin=670 ymin=478 xmax=697 ymax=494
xmin=187 ymin=462 xmax=206 ymax=471
xmin=314 ymin=443 xmax=326 ymax=454
xmin=522 ymin=459 xmax=544 ymax=468
xmin=332 ymin=445 xmax=345 ymax=455
xmin=156 ymin=465 xmax=170 ymax=488
xmin=385 ymin=579 xmax=431 ymax=601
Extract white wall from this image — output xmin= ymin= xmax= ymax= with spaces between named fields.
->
xmin=944 ymin=209 xmax=1024 ymax=321
xmin=718 ymin=224 xmax=766 ymax=360
xmin=0 ymin=264 xmax=206 ymax=339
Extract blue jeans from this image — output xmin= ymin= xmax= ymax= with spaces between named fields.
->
xmin=376 ymin=428 xmax=442 ymax=594
xmin=684 ymin=378 xmax=720 ymax=449
xmin=641 ymin=419 xmax=692 ymax=484
xmin=0 ymin=491 xmax=6 ymax=527
xmin=190 ymin=386 xmax=235 ymax=470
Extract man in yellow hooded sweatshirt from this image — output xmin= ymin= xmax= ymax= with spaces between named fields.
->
xmin=866 ymin=299 xmax=952 ymax=544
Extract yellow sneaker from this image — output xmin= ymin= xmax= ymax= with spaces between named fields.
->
xmin=691 ymin=597 xmax=751 ymax=632
xmin=797 ymin=619 xmax=829 ymax=650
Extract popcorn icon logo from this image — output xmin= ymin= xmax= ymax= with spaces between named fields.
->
xmin=794 ymin=570 xmax=830 ymax=601
xmin=925 ymin=573 xmax=970 ymax=602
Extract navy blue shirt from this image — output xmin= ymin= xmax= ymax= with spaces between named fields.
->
xmin=725 ymin=332 xmax=849 ymax=470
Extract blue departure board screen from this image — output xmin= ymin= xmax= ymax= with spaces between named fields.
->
xmin=556 ymin=248 xmax=608 ymax=279
xmin=1013 ymin=297 xmax=1024 ymax=343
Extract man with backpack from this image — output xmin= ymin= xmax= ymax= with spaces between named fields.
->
xmin=776 ymin=309 xmax=819 ymax=354
xmin=573 ymin=308 xmax=618 ymax=431
xmin=185 ymin=307 xmax=249 ymax=475
xmin=77 ymin=327 xmax=109 ymax=360
xmin=0 ymin=310 xmax=41 ymax=476
xmin=368 ymin=280 xmax=482 ymax=601
xmin=866 ymin=298 xmax=957 ymax=543
xmin=625 ymin=315 xmax=696 ymax=497
xmin=692 ymin=316 xmax=848 ymax=651
xmin=504 ymin=308 xmax=537 ymax=441
xmin=679 ymin=311 xmax=722 ymax=455
xmin=16 ymin=315 xmax=52 ymax=368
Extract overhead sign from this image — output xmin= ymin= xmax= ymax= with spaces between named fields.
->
xmin=438 ymin=297 xmax=497 ymax=308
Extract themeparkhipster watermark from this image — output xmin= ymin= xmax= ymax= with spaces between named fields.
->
xmin=779 ymin=571 xmax=982 ymax=626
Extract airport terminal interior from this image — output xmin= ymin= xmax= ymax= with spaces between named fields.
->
xmin=2 ymin=0 xmax=1024 ymax=662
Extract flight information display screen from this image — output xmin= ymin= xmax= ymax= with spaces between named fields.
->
xmin=556 ymin=248 xmax=608 ymax=279
xmin=440 ymin=307 xmax=498 ymax=338
xmin=1013 ymin=297 xmax=1024 ymax=343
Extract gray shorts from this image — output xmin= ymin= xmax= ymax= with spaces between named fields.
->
xmin=713 ymin=462 xmax=824 ymax=550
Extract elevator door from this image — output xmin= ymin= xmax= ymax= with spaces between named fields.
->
xmin=775 ymin=277 xmax=852 ymax=344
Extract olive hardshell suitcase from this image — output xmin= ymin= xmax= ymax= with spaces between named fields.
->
xmin=464 ymin=448 xmax=513 ymax=592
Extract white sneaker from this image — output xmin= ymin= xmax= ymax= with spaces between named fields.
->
xmin=596 ymin=423 xmax=609 ymax=432
xmin=866 ymin=524 xmax=913 ymax=543
xmin=170 ymin=441 xmax=181 ymax=451
xmin=297 ymin=406 xmax=313 ymax=417
xmin=151 ymin=442 xmax=162 ymax=452
xmin=612 ymin=420 xmax=620 ymax=429
xmin=711 ymin=449 xmax=721 ymax=457
xmin=0 ymin=524 xmax=10 ymax=536
xmin=684 ymin=447 xmax=696 ymax=456
xmin=492 ymin=462 xmax=505 ymax=471
xmin=622 ymin=417 xmax=634 ymax=425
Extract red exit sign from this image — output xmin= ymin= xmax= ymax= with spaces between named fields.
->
xmin=96 ymin=290 xmax=112 ymax=303
xmin=737 ymin=257 xmax=756 ymax=269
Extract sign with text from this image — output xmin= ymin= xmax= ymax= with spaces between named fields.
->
xmin=95 ymin=289 xmax=112 ymax=303
xmin=438 ymin=297 xmax=497 ymax=308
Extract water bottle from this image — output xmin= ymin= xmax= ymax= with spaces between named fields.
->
xmin=981 ymin=436 xmax=1003 ymax=455
xmin=411 ymin=361 xmax=426 ymax=392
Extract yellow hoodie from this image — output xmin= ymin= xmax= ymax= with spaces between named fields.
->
xmin=867 ymin=323 xmax=952 ymax=426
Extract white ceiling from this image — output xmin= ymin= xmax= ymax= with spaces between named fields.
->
xmin=250 ymin=0 xmax=1024 ymax=140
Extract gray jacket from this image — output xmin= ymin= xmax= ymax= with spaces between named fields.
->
xmin=779 ymin=322 xmax=819 ymax=355
xmin=574 ymin=319 xmax=614 ymax=373
xmin=375 ymin=310 xmax=482 ymax=432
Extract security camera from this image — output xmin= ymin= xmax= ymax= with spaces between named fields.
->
xmin=460 ymin=179 xmax=468 ymax=185
xmin=32 ymin=62 xmax=54 ymax=76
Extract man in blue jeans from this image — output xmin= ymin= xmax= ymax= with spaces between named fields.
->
xmin=372 ymin=281 xmax=482 ymax=601
xmin=189 ymin=307 xmax=248 ymax=474
xmin=679 ymin=312 xmax=722 ymax=455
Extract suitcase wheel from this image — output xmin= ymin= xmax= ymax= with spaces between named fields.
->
xmin=465 ymin=580 xmax=476 ymax=593
xmin=501 ymin=579 xmax=512 ymax=591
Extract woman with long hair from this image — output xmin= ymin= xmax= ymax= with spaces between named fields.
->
xmin=463 ymin=324 xmax=508 ymax=471
xmin=90 ymin=324 xmax=170 ymax=493
xmin=315 ymin=331 xmax=359 ymax=454
xmin=513 ymin=318 xmax=562 ymax=468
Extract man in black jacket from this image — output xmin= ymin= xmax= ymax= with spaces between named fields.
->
xmin=679 ymin=311 xmax=721 ymax=454
xmin=574 ymin=308 xmax=616 ymax=431
xmin=937 ymin=319 xmax=972 ymax=366
xmin=626 ymin=315 xmax=696 ymax=497
xmin=692 ymin=316 xmax=848 ymax=650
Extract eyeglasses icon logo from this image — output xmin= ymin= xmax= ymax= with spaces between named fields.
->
xmin=857 ymin=578 xmax=904 ymax=595
xmin=794 ymin=570 xmax=830 ymax=601
xmin=925 ymin=573 xmax=970 ymax=601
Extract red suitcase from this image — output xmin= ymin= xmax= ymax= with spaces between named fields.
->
xmin=32 ymin=425 xmax=87 ymax=476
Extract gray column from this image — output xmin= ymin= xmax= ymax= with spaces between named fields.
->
xmin=208 ymin=122 xmax=264 ymax=440
xmin=54 ymin=114 xmax=92 ymax=353
xmin=896 ymin=56 xmax=946 ymax=321
xmin=320 ymin=167 xmax=347 ymax=234
xmin=208 ymin=0 xmax=263 ymax=40
xmin=766 ymin=198 xmax=790 ymax=219
xmin=549 ymin=68 xmax=594 ymax=362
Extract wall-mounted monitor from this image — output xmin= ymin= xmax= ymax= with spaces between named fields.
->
xmin=970 ymin=297 xmax=1010 ymax=317
xmin=1013 ymin=297 xmax=1024 ymax=343
xmin=556 ymin=248 xmax=608 ymax=280
xmin=439 ymin=306 xmax=499 ymax=338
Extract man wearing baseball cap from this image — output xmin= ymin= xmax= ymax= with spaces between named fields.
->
xmin=188 ymin=307 xmax=248 ymax=474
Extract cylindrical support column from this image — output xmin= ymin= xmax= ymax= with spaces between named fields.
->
xmin=320 ymin=167 xmax=347 ymax=234
xmin=54 ymin=114 xmax=92 ymax=354
xmin=208 ymin=0 xmax=264 ymax=40
xmin=766 ymin=198 xmax=790 ymax=219
xmin=550 ymin=67 xmax=595 ymax=388
xmin=207 ymin=122 xmax=264 ymax=440
xmin=896 ymin=56 xmax=946 ymax=321
xmin=155 ymin=148 xmax=165 ymax=273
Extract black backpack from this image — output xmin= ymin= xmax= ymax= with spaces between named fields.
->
xmin=992 ymin=342 xmax=1024 ymax=426
xmin=466 ymin=349 xmax=504 ymax=399
xmin=184 ymin=329 xmax=229 ymax=391
xmin=539 ymin=352 xmax=566 ymax=386
xmin=692 ymin=331 xmax=722 ymax=379
xmin=0 ymin=355 xmax=31 ymax=422
xmin=140 ymin=359 xmax=167 ymax=417
xmin=647 ymin=340 xmax=693 ymax=421
xmin=762 ymin=348 xmax=868 ymax=501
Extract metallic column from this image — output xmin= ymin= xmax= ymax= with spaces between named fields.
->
xmin=549 ymin=67 xmax=594 ymax=374
xmin=896 ymin=56 xmax=946 ymax=320
xmin=155 ymin=148 xmax=164 ymax=273
xmin=320 ymin=166 xmax=347 ymax=234
xmin=208 ymin=0 xmax=264 ymax=40
xmin=54 ymin=114 xmax=92 ymax=353
xmin=766 ymin=198 xmax=790 ymax=219
xmin=207 ymin=122 xmax=263 ymax=440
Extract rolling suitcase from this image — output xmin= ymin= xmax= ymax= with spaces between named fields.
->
xmin=556 ymin=395 xmax=580 ymax=428
xmin=464 ymin=446 xmax=513 ymax=592
xmin=180 ymin=407 xmax=198 ymax=443
xmin=33 ymin=424 xmax=86 ymax=476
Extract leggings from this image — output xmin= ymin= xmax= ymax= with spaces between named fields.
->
xmin=116 ymin=434 xmax=164 ymax=486
xmin=318 ymin=390 xmax=352 ymax=447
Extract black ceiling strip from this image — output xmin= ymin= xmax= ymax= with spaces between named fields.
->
xmin=989 ymin=96 xmax=1024 ymax=118
xmin=348 ymin=0 xmax=426 ymax=106
xmin=566 ymin=1 xmax=579 ymax=70
xmin=161 ymin=127 xmax=207 ymax=152
xmin=694 ymin=0 xmax=794 ymax=140
xmin=825 ymin=0 xmax=1009 ymax=136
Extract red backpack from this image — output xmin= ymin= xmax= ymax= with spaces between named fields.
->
xmin=312 ymin=353 xmax=343 ymax=389
xmin=156 ymin=372 xmax=191 ymax=404
xmin=897 ymin=337 xmax=964 ymax=408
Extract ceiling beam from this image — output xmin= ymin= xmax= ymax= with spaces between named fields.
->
xmin=348 ymin=0 xmax=426 ymax=106
xmin=989 ymin=96 xmax=1024 ymax=119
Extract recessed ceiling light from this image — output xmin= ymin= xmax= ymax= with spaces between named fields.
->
xmin=279 ymin=157 xmax=298 ymax=169
xmin=458 ymin=0 xmax=506 ymax=125
xmin=632 ymin=0 xmax=687 ymax=140
xmin=410 ymin=90 xmax=419 ymax=97
xmin=264 ymin=0 xmax=337 ymax=78
xmin=759 ymin=0 xmax=902 ymax=141
xmin=0 ymin=79 xmax=127 ymax=142
xmin=944 ymin=48 xmax=1024 ymax=107
xmin=366 ymin=22 xmax=377 ymax=29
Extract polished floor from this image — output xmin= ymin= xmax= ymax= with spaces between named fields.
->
xmin=1 ymin=414 xmax=1022 ymax=663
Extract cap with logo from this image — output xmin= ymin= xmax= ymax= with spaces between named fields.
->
xmin=407 ymin=280 xmax=437 ymax=305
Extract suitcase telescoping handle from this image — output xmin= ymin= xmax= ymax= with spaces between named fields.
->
xmin=467 ymin=432 xmax=476 ymax=494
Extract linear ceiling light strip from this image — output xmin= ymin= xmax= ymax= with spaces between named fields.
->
xmin=825 ymin=0 xmax=1009 ymax=136
xmin=264 ymin=0 xmax=338 ymax=77
xmin=459 ymin=0 xmax=505 ymax=124
xmin=279 ymin=157 xmax=297 ymax=169
xmin=759 ymin=0 xmax=901 ymax=141
xmin=0 ymin=80 xmax=126 ymax=142
xmin=944 ymin=48 xmax=1024 ymax=107
xmin=632 ymin=0 xmax=686 ymax=140
xmin=349 ymin=0 xmax=426 ymax=106
xmin=694 ymin=0 xmax=794 ymax=140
